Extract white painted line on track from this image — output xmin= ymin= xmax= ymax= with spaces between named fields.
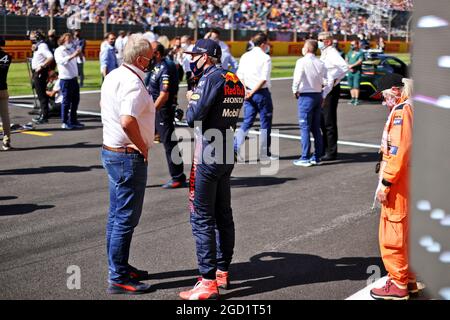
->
xmin=346 ymin=276 xmax=387 ymax=300
xmin=10 ymin=101 xmax=379 ymax=150
xmin=8 ymin=77 xmax=294 ymax=99
xmin=248 ymin=129 xmax=380 ymax=150
xmin=9 ymin=102 xmax=102 ymax=117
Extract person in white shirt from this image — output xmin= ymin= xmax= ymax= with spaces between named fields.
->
xmin=292 ymin=40 xmax=330 ymax=167
xmin=206 ymin=29 xmax=239 ymax=73
xmin=100 ymin=34 xmax=155 ymax=295
xmin=318 ymin=32 xmax=349 ymax=161
xmin=234 ymin=32 xmax=275 ymax=161
xmin=54 ymin=33 xmax=83 ymax=129
xmin=115 ymin=30 xmax=126 ymax=66
xmin=180 ymin=35 xmax=195 ymax=89
xmin=30 ymin=30 xmax=54 ymax=124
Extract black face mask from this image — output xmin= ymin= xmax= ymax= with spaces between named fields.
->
xmin=190 ymin=55 xmax=206 ymax=78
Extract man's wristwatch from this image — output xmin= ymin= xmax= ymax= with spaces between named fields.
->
xmin=381 ymin=179 xmax=392 ymax=187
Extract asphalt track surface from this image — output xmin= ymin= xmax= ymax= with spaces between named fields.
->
xmin=0 ymin=79 xmax=390 ymax=300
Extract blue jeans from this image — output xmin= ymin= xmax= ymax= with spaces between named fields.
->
xmin=298 ymin=93 xmax=323 ymax=160
xmin=101 ymin=149 xmax=147 ymax=284
xmin=60 ymin=78 xmax=80 ymax=125
xmin=234 ymin=88 xmax=273 ymax=156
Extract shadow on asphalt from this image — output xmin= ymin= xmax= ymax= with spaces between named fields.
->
xmin=231 ymin=176 xmax=296 ymax=188
xmin=0 ymin=165 xmax=103 ymax=175
xmin=146 ymin=252 xmax=385 ymax=298
xmin=0 ymin=204 xmax=54 ymax=216
xmin=279 ymin=152 xmax=378 ymax=163
xmin=0 ymin=196 xmax=18 ymax=201
xmin=145 ymin=176 xmax=295 ymax=189
xmin=14 ymin=142 xmax=102 ymax=151
xmin=37 ymin=125 xmax=103 ymax=132
xmin=319 ymin=152 xmax=379 ymax=165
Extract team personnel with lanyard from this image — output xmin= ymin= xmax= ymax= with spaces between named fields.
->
xmin=180 ymin=39 xmax=245 ymax=300
xmin=30 ymin=30 xmax=54 ymax=125
xmin=317 ymin=32 xmax=349 ymax=161
xmin=234 ymin=32 xmax=276 ymax=162
xmin=145 ymin=41 xmax=187 ymax=189
xmin=100 ymin=34 xmax=155 ymax=294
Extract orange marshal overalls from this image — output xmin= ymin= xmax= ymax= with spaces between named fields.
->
xmin=378 ymin=99 xmax=414 ymax=286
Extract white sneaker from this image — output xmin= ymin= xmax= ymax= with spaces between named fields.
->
xmin=259 ymin=154 xmax=279 ymax=163
xmin=2 ymin=138 xmax=11 ymax=151
xmin=293 ymin=159 xmax=312 ymax=167
xmin=61 ymin=123 xmax=74 ymax=130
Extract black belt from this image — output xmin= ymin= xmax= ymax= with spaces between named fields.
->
xmin=102 ymin=144 xmax=140 ymax=154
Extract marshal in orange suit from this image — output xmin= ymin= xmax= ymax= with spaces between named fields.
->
xmin=370 ymin=74 xmax=417 ymax=300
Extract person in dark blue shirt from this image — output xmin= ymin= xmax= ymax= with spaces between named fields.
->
xmin=145 ymin=41 xmax=186 ymax=189
xmin=179 ymin=39 xmax=245 ymax=300
xmin=0 ymin=36 xmax=12 ymax=150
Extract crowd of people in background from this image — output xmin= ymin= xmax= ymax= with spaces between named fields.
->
xmin=0 ymin=0 xmax=411 ymax=37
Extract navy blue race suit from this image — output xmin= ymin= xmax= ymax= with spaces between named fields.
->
xmin=186 ymin=65 xmax=245 ymax=279
xmin=0 ymin=49 xmax=12 ymax=91
xmin=146 ymin=57 xmax=186 ymax=182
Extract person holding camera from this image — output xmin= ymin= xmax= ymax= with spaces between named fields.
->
xmin=30 ymin=30 xmax=54 ymax=125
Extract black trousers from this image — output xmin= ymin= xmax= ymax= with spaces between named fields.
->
xmin=33 ymin=70 xmax=49 ymax=119
xmin=321 ymin=84 xmax=341 ymax=157
xmin=156 ymin=109 xmax=185 ymax=181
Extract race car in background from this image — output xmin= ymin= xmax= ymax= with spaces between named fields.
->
xmin=340 ymin=50 xmax=409 ymax=99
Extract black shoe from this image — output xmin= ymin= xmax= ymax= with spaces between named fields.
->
xmin=128 ymin=265 xmax=149 ymax=281
xmin=321 ymin=154 xmax=337 ymax=161
xmin=71 ymin=122 xmax=85 ymax=129
xmin=107 ymin=279 xmax=152 ymax=295
xmin=28 ymin=109 xmax=40 ymax=115
xmin=32 ymin=116 xmax=48 ymax=124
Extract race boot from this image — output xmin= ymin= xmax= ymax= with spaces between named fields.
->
xmin=179 ymin=278 xmax=219 ymax=300
xmin=216 ymin=270 xmax=230 ymax=290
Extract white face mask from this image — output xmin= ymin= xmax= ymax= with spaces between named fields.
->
xmin=65 ymin=42 xmax=74 ymax=50
xmin=181 ymin=43 xmax=188 ymax=50
xmin=318 ymin=41 xmax=325 ymax=50
xmin=302 ymin=47 xmax=308 ymax=56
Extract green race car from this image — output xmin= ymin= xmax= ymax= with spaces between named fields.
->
xmin=340 ymin=51 xmax=409 ymax=99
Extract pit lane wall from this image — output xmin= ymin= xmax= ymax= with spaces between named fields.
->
xmin=4 ymin=40 xmax=411 ymax=62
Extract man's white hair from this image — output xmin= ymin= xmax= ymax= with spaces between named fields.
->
xmin=123 ymin=33 xmax=151 ymax=64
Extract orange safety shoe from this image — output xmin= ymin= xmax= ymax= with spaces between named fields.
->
xmin=179 ymin=278 xmax=219 ymax=300
xmin=370 ymin=279 xmax=409 ymax=300
xmin=216 ymin=270 xmax=230 ymax=290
